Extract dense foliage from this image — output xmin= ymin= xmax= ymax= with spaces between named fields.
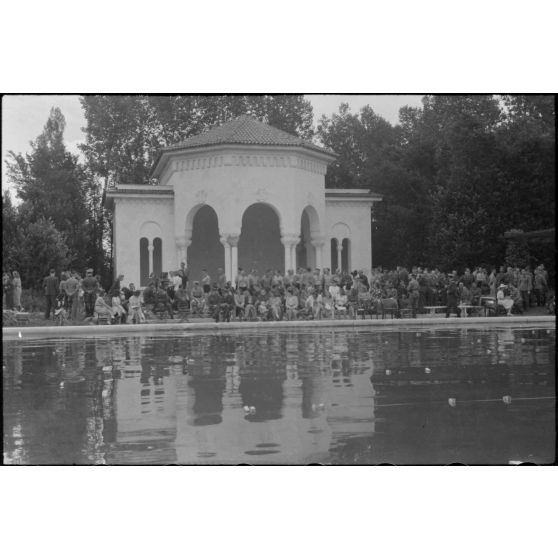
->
xmin=317 ymin=95 xmax=555 ymax=273
xmin=3 ymin=95 xmax=555 ymax=288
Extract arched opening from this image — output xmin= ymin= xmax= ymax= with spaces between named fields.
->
xmin=153 ymin=237 xmax=163 ymax=277
xmin=342 ymin=238 xmax=350 ymax=272
xmin=330 ymin=238 xmax=338 ymax=272
xmin=140 ymin=237 xmax=149 ymax=287
xmin=239 ymin=203 xmax=283 ymax=274
xmin=188 ymin=205 xmax=223 ymax=284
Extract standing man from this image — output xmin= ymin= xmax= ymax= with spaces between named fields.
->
xmin=445 ymin=276 xmax=460 ymax=318
xmin=407 ymin=273 xmax=420 ymax=318
xmin=177 ymin=261 xmax=188 ymax=290
xmin=64 ymin=271 xmax=80 ymax=321
xmin=81 ymin=268 xmax=99 ymax=318
xmin=43 ymin=269 xmax=59 ymax=320
xmin=518 ymin=268 xmax=532 ymax=312
xmin=217 ymin=267 xmax=227 ymax=290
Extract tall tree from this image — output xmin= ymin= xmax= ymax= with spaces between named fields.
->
xmin=2 ymin=191 xmax=21 ymax=273
xmin=19 ymin=218 xmax=70 ymax=288
xmin=6 ymin=107 xmax=91 ymax=271
xmin=317 ymin=103 xmax=430 ymax=267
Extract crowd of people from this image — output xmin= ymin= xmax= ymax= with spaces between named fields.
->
xmin=2 ymin=261 xmax=554 ymax=325
xmin=134 ymin=262 xmax=554 ymax=322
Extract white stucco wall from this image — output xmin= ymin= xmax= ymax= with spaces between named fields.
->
xmin=113 ymin=197 xmax=175 ymax=287
xmin=325 ymin=200 xmax=373 ymax=274
xmin=108 ymin=146 xmax=380 ymax=283
xmin=160 ymin=147 xmax=328 ymax=240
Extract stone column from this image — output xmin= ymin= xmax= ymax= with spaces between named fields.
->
xmin=175 ymin=237 xmax=187 ymax=268
xmin=281 ymin=234 xmax=300 ymax=274
xmin=311 ymin=236 xmax=326 ymax=271
xmin=220 ymin=235 xmax=232 ymax=283
xmin=228 ymin=234 xmax=240 ymax=287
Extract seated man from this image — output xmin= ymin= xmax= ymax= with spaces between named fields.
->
xmin=285 ymin=289 xmax=299 ymax=321
xmin=496 ymin=284 xmax=514 ymax=316
xmin=244 ymin=290 xmax=257 ymax=321
xmin=128 ymin=290 xmax=146 ymax=324
xmin=346 ymin=287 xmax=359 ymax=318
xmin=234 ymin=290 xmax=246 ymax=320
xmin=190 ymin=280 xmax=205 ymax=315
xmin=312 ymin=289 xmax=326 ymax=320
xmin=219 ymin=288 xmax=235 ymax=322
xmin=174 ymin=285 xmax=190 ymax=319
xmin=509 ymin=284 xmax=523 ymax=314
xmin=269 ymin=291 xmax=283 ymax=321
xmin=153 ymin=285 xmax=174 ymax=319
xmin=94 ymin=289 xmax=117 ymax=323
xmin=207 ymin=285 xmax=222 ymax=320
xmin=335 ymin=290 xmax=349 ymax=316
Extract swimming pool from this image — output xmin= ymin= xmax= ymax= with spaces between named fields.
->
xmin=3 ymin=325 xmax=555 ymax=464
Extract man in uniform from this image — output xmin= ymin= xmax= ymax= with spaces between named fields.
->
xmin=43 ymin=269 xmax=59 ymax=320
xmin=81 ymin=269 xmax=99 ymax=318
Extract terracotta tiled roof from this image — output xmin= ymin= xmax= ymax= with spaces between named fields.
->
xmin=159 ymin=115 xmax=334 ymax=156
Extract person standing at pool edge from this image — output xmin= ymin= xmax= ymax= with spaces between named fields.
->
xmin=43 ymin=269 xmax=59 ymax=320
xmin=81 ymin=269 xmax=99 ymax=318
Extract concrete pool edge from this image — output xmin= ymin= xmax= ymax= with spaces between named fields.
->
xmin=3 ymin=315 xmax=555 ymax=339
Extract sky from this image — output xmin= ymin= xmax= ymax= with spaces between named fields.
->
xmin=1 ymin=94 xmax=423 ymax=199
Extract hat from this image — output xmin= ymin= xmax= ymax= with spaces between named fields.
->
xmin=194 ymin=280 xmax=199 ymax=284
xmin=498 ymin=283 xmax=506 ymax=288
xmin=86 ymin=268 xmax=93 ymax=273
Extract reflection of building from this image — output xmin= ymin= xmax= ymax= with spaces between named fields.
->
xmin=108 ymin=373 xmax=178 ymax=464
xmin=106 ymin=115 xmax=382 ymax=286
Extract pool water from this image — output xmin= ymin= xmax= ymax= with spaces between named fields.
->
xmin=3 ymin=326 xmax=555 ymax=464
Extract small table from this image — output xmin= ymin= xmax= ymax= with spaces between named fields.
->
xmin=423 ymin=306 xmax=447 ymax=317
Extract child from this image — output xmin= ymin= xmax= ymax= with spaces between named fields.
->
xmin=129 ymin=290 xmax=146 ymax=324
xmin=257 ymin=299 xmax=269 ymax=321
xmin=54 ymin=293 xmax=68 ymax=326
xmin=112 ymin=293 xmax=127 ymax=323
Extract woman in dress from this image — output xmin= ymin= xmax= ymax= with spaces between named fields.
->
xmin=12 ymin=271 xmax=22 ymax=311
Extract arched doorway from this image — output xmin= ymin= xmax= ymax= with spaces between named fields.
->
xmin=188 ymin=205 xmax=223 ymax=284
xmin=238 ymin=203 xmax=283 ymax=274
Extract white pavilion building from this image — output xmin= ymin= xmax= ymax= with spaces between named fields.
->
xmin=106 ymin=115 xmax=382 ymax=287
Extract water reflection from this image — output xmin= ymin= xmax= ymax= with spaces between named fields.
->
xmin=3 ymin=326 xmax=555 ymax=464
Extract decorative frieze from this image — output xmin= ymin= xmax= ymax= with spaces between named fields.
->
xmin=171 ymin=153 xmax=326 ymax=175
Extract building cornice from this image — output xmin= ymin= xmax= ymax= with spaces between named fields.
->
xmin=153 ymin=143 xmax=335 ymax=182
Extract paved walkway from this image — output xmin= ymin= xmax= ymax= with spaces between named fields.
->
xmin=3 ymin=314 xmax=555 ymax=339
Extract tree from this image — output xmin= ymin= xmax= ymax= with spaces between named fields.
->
xmin=6 ymin=107 xmax=92 ymax=271
xmin=19 ymin=218 xmax=70 ymax=289
xmin=317 ymin=103 xmax=431 ymax=267
xmin=2 ymin=191 xmax=21 ymax=273
xmin=316 ymin=95 xmax=555 ymax=272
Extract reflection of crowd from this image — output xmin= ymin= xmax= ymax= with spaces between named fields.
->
xmin=134 ymin=262 xmax=554 ymax=322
